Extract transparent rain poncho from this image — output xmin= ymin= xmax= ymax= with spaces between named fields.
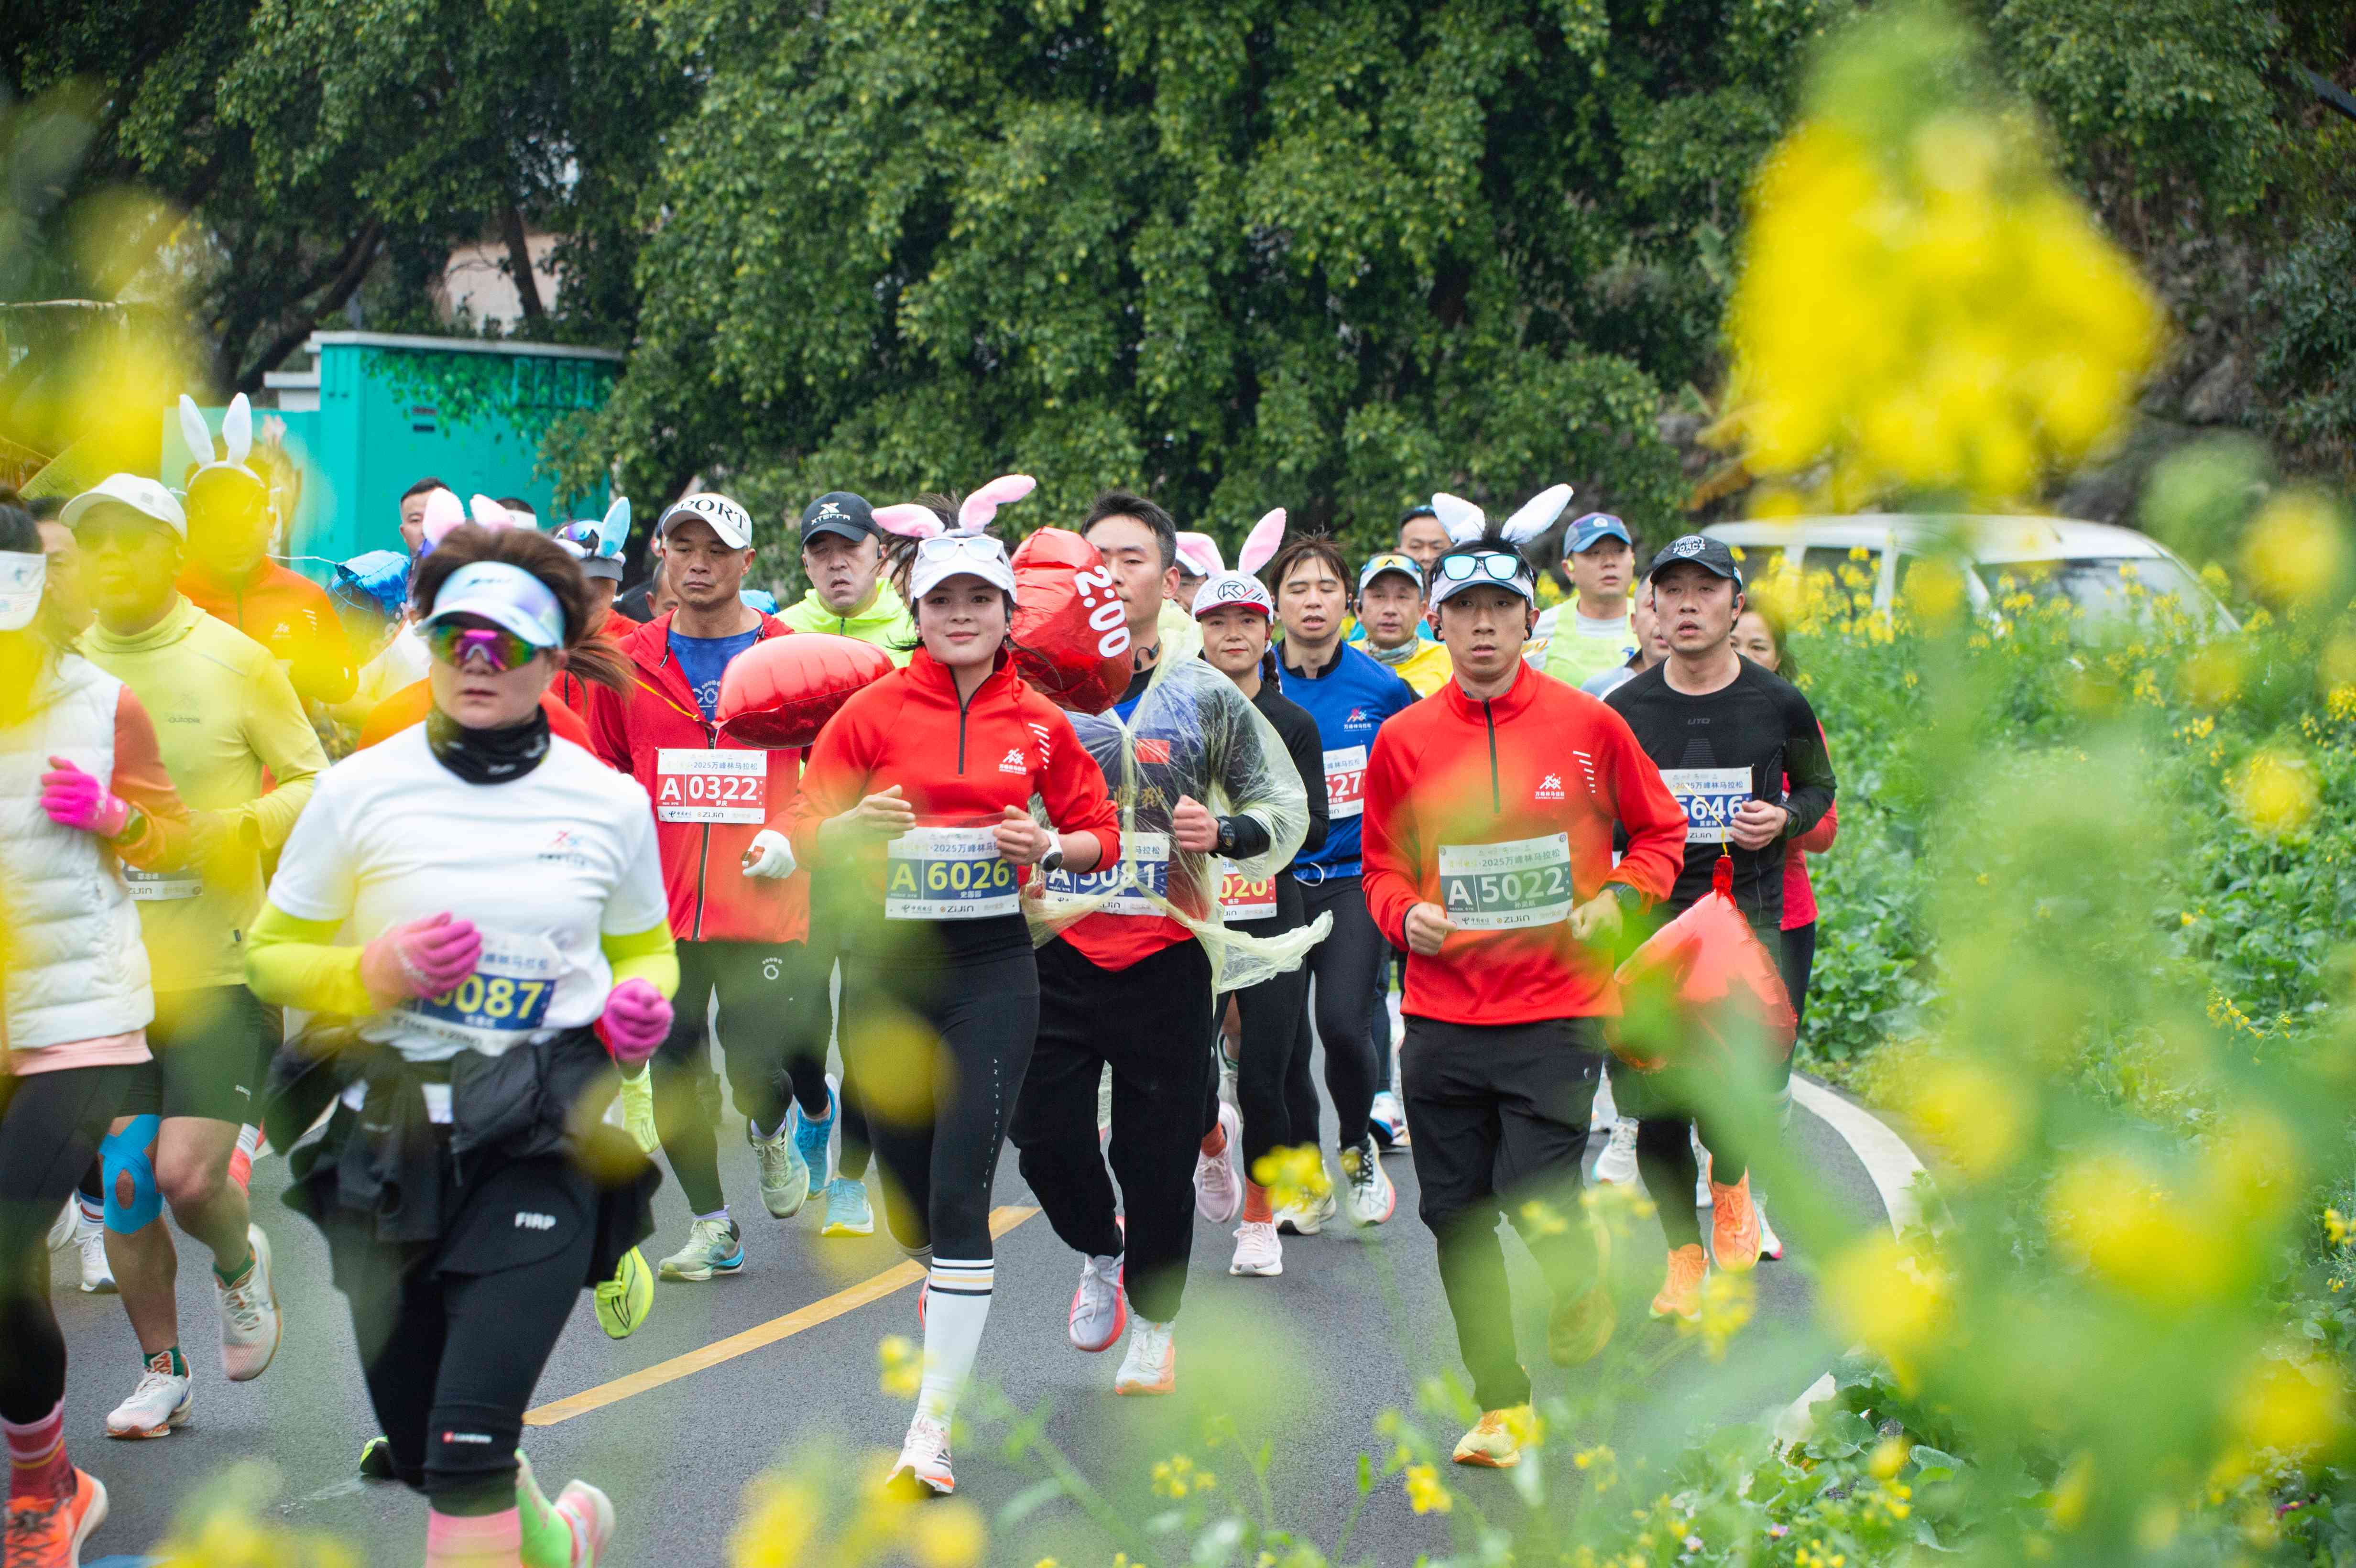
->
xmin=1024 ymin=605 xmax=1330 ymax=993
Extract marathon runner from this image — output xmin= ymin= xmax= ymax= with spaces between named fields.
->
xmin=1359 ymin=488 xmax=1686 ymax=1470
xmin=786 ymin=528 xmax=1119 ymax=1494
xmin=1187 ymin=570 xmax=1328 ymax=1277
xmin=397 ymin=476 xmax=447 ymax=558
xmin=1605 ymin=535 xmax=1835 ymax=1317
xmin=245 ymin=523 xmax=670 ymax=1568
xmin=1262 ymin=535 xmax=1417 ymax=1229
xmin=588 ymin=493 xmax=831 ymax=1279
xmin=1353 ymin=552 xmax=1451 ymax=697
xmin=1013 ymin=490 xmax=1313 ymax=1396
xmin=68 ymin=472 xmax=327 ymax=1437
xmin=1531 ymin=513 xmax=1641 ymax=689
xmin=1580 ymin=580 xmax=1663 ymax=702
xmin=2 ymin=494 xmax=192 ymax=1568
xmin=1393 ymin=503 xmax=1450 ymax=577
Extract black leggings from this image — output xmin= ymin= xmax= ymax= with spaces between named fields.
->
xmin=1286 ymin=875 xmax=1385 ymax=1152
xmin=791 ymin=899 xmax=873 ymax=1180
xmin=652 ymin=938 xmax=821 ymax=1214
xmin=844 ymin=948 xmax=1038 ymax=1263
xmin=1227 ymin=875 xmax=1311 ymax=1177
xmin=1617 ymin=1062 xmax=1750 ymax=1251
xmin=1778 ymin=923 xmax=1816 ymax=1094
xmin=0 ymin=1065 xmax=135 ymax=1421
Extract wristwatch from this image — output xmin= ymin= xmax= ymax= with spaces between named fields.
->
xmin=1214 ymin=817 xmax=1239 ymax=855
xmin=1608 ymin=882 xmax=1644 ymax=915
xmin=1038 ymin=844 xmax=1067 ymax=875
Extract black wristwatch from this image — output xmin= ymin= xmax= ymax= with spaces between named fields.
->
xmin=1038 ymin=844 xmax=1067 ymax=875
xmin=1214 ymin=817 xmax=1239 ymax=855
xmin=1608 ymin=882 xmax=1644 ymax=915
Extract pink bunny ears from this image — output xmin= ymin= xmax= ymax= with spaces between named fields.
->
xmin=1430 ymin=484 xmax=1575 ymax=547
xmin=873 ymin=474 xmax=1037 ymax=540
xmin=1236 ymin=509 xmax=1287 ymax=576
xmin=416 ymin=490 xmax=526 ymax=552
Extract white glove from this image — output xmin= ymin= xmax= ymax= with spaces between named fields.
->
xmin=741 ymin=828 xmax=798 ymax=881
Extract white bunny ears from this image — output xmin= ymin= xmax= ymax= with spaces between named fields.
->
xmin=1429 ymin=483 xmax=1575 ymax=546
xmin=178 ymin=393 xmax=256 ymax=476
xmin=873 ymin=473 xmax=1037 ymax=541
xmin=1236 ymin=509 xmax=1287 ymax=576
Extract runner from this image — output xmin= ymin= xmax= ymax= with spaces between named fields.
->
xmin=1353 ymin=552 xmax=1452 ymax=697
xmin=785 ymin=527 xmax=1119 ymax=1493
xmin=777 ymin=490 xmax=917 ymax=652
xmin=1261 ymin=534 xmax=1417 ymax=1230
xmin=1580 ymin=581 xmax=1663 ymax=702
xmin=1394 ymin=503 xmax=1450 ymax=577
xmin=245 ymin=522 xmax=666 ymax=1568
xmin=1358 ymin=487 xmax=1686 ymax=1469
xmin=68 ymin=471 xmax=327 ymax=1437
xmin=588 ymin=492 xmax=832 ymax=1279
xmin=1013 ymin=490 xmax=1313 ymax=1396
xmin=1187 ymin=570 xmax=1329 ymax=1277
xmin=1531 ymin=513 xmax=1641 ymax=689
xmin=1604 ymin=535 xmax=1835 ymax=1317
xmin=2 ymin=494 xmax=192 ymax=1567
xmin=397 ymin=475 xmax=448 ymax=557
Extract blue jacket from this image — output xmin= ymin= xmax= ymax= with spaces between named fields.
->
xmin=1278 ymin=641 xmax=1417 ymax=880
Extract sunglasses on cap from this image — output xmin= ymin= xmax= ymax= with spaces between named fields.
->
xmin=424 ymin=620 xmax=544 ymax=674
xmin=1436 ymin=552 xmax=1530 ymax=586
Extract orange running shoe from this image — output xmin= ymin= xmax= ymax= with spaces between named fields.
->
xmin=4 ymin=1468 xmax=108 ymax=1567
xmin=1650 ymin=1243 xmax=1708 ymax=1321
xmin=1710 ymin=1173 xmax=1761 ymax=1273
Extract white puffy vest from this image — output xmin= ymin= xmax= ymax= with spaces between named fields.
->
xmin=0 ymin=656 xmax=155 ymax=1052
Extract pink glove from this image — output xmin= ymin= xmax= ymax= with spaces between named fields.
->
xmin=596 ymin=979 xmax=672 ymax=1066
xmin=41 ymin=757 xmax=130 ymax=839
xmin=360 ymin=914 xmax=483 ymax=1006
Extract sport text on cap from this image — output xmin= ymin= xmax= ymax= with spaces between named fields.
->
xmin=657 ymin=492 xmax=754 ymax=550
xmin=1647 ymin=534 xmax=1744 ymax=588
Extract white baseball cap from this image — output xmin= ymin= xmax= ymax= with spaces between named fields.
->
xmin=1190 ymin=569 xmax=1273 ymax=619
xmin=656 ymin=492 xmax=754 ymax=550
xmin=0 ymin=550 xmax=46 ymax=632
xmin=59 ymin=474 xmax=188 ymax=540
xmin=907 ymin=532 xmax=1018 ymax=601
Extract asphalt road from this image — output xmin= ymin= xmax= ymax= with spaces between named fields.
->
xmin=57 ymin=1070 xmax=1891 ymax=1567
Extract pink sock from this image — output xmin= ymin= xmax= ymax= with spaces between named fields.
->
xmin=3 ymin=1402 xmax=72 ymax=1503
xmin=425 ymin=1506 xmax=523 ymax=1568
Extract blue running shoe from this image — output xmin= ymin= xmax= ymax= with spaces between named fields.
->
xmin=820 ymin=1176 xmax=874 ymax=1237
xmin=790 ymin=1077 xmax=839 ymax=1194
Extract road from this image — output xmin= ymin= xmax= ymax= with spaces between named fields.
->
xmin=57 ymin=1073 xmax=1894 ymax=1567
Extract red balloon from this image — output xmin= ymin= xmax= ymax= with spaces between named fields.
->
xmin=717 ymin=632 xmax=895 ymax=749
xmin=1009 ymin=528 xmax=1133 ymax=714
xmin=1607 ymin=860 xmax=1798 ymax=1075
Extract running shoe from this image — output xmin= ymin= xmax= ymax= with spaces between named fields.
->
xmin=1757 ymin=1204 xmax=1785 ymax=1262
xmin=1695 ymin=1137 xmax=1713 ymax=1208
xmin=227 ymin=1145 xmax=252 ymax=1194
xmin=1451 ymin=1406 xmax=1530 ymax=1469
xmin=1276 ymin=1187 xmax=1337 ymax=1237
xmin=74 ymin=1209 xmax=114 ymax=1295
xmin=217 ymin=1224 xmax=281 ymax=1381
xmin=888 ymin=1414 xmax=955 ymax=1497
xmin=1549 ymin=1283 xmax=1615 ymax=1365
xmin=1113 ymin=1318 xmax=1176 ymax=1395
xmin=3 ymin=1467 xmax=107 ymax=1566
xmin=1341 ymin=1138 xmax=1396 ymax=1226
xmin=517 ymin=1452 xmax=614 ymax=1568
xmin=1650 ymin=1243 xmax=1708 ymax=1322
xmin=748 ymin=1118 xmax=811 ymax=1220
xmin=1590 ymin=1067 xmax=1618 ymax=1131
xmin=658 ymin=1216 xmax=744 ymax=1281
xmin=1709 ymin=1172 xmax=1760 ymax=1273
xmin=820 ymin=1176 xmax=874 ymax=1237
xmin=1592 ymin=1120 xmax=1639 ymax=1186
xmin=1368 ymin=1090 xmax=1410 ymax=1152
xmin=105 ymin=1352 xmax=192 ymax=1439
xmin=594 ymin=1247 xmax=654 ymax=1339
xmin=46 ymin=1199 xmax=74 ymax=1253
xmin=1229 ymin=1220 xmax=1283 ymax=1277
xmin=555 ymin=1481 xmax=616 ymax=1566
xmin=790 ymin=1078 xmax=839 ymax=1192
xmin=1193 ymin=1102 xmax=1243 ymax=1224
xmin=616 ymin=1067 xmax=658 ymax=1155
xmin=359 ymin=1436 xmax=397 ymax=1480
xmin=1069 ymin=1253 xmax=1126 ymax=1352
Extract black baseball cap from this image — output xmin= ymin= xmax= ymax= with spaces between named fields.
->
xmin=798 ymin=491 xmax=878 ymax=545
xmin=1648 ymin=534 xmax=1745 ymax=588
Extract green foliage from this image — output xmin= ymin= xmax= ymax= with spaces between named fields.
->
xmin=2256 ymin=216 xmax=2356 ymax=477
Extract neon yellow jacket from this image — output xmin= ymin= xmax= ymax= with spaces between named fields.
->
xmin=776 ymin=582 xmax=917 ymax=667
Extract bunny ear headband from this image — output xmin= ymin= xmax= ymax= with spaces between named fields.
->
xmin=1236 ymin=509 xmax=1287 ymax=576
xmin=178 ymin=393 xmax=266 ymax=498
xmin=873 ymin=472 xmax=1038 ymax=542
xmin=1429 ymin=483 xmax=1574 ymax=547
xmin=557 ymin=497 xmax=632 ymax=560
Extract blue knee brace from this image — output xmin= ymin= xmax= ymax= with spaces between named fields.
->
xmin=101 ymin=1115 xmax=163 ymax=1233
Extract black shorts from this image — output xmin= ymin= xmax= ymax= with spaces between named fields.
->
xmin=120 ymin=985 xmax=269 ymax=1125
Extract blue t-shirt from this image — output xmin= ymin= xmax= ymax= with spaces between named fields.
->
xmin=669 ymin=628 xmax=760 ymax=720
xmin=1279 ymin=642 xmax=1417 ymax=880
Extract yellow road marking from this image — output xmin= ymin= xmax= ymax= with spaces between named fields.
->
xmin=525 ymin=1204 xmax=1040 ymax=1426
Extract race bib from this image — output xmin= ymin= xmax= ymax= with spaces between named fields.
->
xmin=1660 ymin=767 xmax=1752 ymax=845
xmin=1218 ymin=860 xmax=1276 ymax=922
xmin=1041 ymin=832 xmax=1171 ymax=916
xmin=1323 ymin=745 xmax=1368 ymax=820
xmin=884 ymin=828 xmax=1019 ymax=921
xmin=1436 ymin=834 xmax=1575 ymax=932
xmin=654 ymin=749 xmax=768 ymax=824
xmin=124 ymin=866 xmax=203 ymax=903
xmin=401 ymin=932 xmax=567 ymax=1056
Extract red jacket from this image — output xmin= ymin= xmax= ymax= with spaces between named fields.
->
xmin=180 ymin=558 xmax=356 ymax=706
xmin=588 ymin=610 xmax=807 ymax=944
xmin=1361 ymin=664 xmax=1687 ymax=1026
xmin=786 ymin=648 xmax=1119 ymax=905
xmin=554 ymin=609 xmax=639 ymax=726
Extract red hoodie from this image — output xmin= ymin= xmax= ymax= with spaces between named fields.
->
xmin=588 ymin=610 xmax=807 ymax=944
xmin=1361 ymin=664 xmax=1687 ymax=1026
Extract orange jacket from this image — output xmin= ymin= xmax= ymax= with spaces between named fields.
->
xmin=180 ymin=558 xmax=356 ymax=706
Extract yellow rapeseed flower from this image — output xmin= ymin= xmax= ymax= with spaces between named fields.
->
xmin=1685 ymin=1268 xmax=1756 ymax=1361
xmin=2233 ymin=1351 xmax=2348 ymax=1455
xmin=1898 ymin=1053 xmax=2028 ymax=1181
xmin=1867 ymin=1436 xmax=1912 ymax=1480
xmin=2229 ymin=748 xmax=2318 ymax=838
xmin=1403 ymin=1463 xmax=1453 ymax=1514
xmin=1825 ymin=1234 xmax=1948 ymax=1385
xmin=878 ymin=1334 xmax=922 ymax=1400
xmin=2239 ymin=490 xmax=2350 ymax=609
xmin=903 ymin=1503 xmax=987 ymax=1568
xmin=1251 ymin=1144 xmax=1331 ymax=1213
xmin=730 ymin=1474 xmax=819 ymax=1568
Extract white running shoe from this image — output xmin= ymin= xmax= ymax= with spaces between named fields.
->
xmin=1591 ymin=1068 xmax=1618 ymax=1131
xmin=1193 ymin=1102 xmax=1243 ymax=1224
xmin=658 ymin=1215 xmax=744 ymax=1280
xmin=1113 ymin=1318 xmax=1176 ymax=1395
xmin=1068 ymin=1253 xmax=1126 ymax=1352
xmin=217 ymin=1224 xmax=281 ymax=1382
xmin=1368 ymin=1090 xmax=1410 ymax=1152
xmin=1230 ymin=1220 xmax=1283 ymax=1276
xmin=106 ymin=1352 xmax=192 ymax=1438
xmin=749 ymin=1118 xmax=811 ymax=1219
xmin=1593 ymin=1120 xmax=1639 ymax=1186
xmin=1694 ymin=1137 xmax=1713 ymax=1208
xmin=890 ymin=1414 xmax=956 ymax=1495
xmin=1276 ymin=1187 xmax=1337 ymax=1237
xmin=1757 ymin=1204 xmax=1785 ymax=1262
xmin=76 ymin=1210 xmax=115 ymax=1294
xmin=46 ymin=1199 xmax=75 ymax=1252
xmin=1341 ymin=1138 xmax=1396 ymax=1226
xmin=555 ymin=1478 xmax=617 ymax=1564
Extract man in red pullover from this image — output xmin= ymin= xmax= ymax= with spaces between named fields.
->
xmin=1360 ymin=529 xmax=1686 ymax=1471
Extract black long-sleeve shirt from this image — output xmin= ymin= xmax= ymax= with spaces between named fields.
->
xmin=1253 ymin=676 xmax=1328 ymax=860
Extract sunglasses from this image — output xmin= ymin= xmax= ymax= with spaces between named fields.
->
xmin=918 ymin=534 xmax=1006 ymax=565
xmin=425 ymin=621 xmax=542 ymax=673
xmin=1437 ymin=551 xmax=1529 ymax=586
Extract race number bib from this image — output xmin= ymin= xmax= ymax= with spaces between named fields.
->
xmin=124 ymin=866 xmax=203 ymax=902
xmin=1040 ymin=832 xmax=1170 ymax=916
xmin=1218 ymin=860 xmax=1276 ymax=921
xmin=1323 ymin=745 xmax=1368 ymax=820
xmin=654 ymin=749 xmax=768 ymax=825
xmin=1436 ymin=834 xmax=1575 ymax=932
xmin=401 ymin=932 xmax=567 ymax=1056
xmin=885 ymin=828 xmax=1019 ymax=921
xmin=1660 ymin=767 xmax=1752 ymax=845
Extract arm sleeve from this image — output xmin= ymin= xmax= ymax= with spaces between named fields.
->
xmin=1795 ymin=728 xmax=1839 ymax=853
xmin=230 ymin=654 xmax=328 ymax=850
xmin=1287 ymin=708 xmax=1329 ymax=857
xmin=108 ymin=686 xmax=193 ymax=871
xmin=782 ymin=700 xmax=876 ymax=867
xmin=1038 ymin=706 xmax=1121 ymax=869
xmin=599 ymin=923 xmax=679 ymax=998
xmin=1209 ymin=676 xmax=1308 ymax=876
xmin=245 ymin=902 xmax=374 ymax=1016
xmin=1778 ymin=689 xmax=1836 ymax=841
xmin=1358 ymin=728 xmax=1419 ymax=946
xmin=1597 ymin=708 xmax=1686 ymax=906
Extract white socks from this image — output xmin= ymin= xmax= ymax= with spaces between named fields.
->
xmin=917 ymin=1257 xmax=994 ymax=1425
